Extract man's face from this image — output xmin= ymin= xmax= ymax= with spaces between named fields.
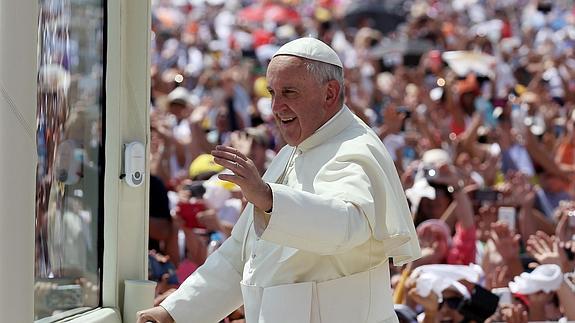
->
xmin=168 ymin=102 xmax=188 ymax=120
xmin=266 ymin=56 xmax=329 ymax=146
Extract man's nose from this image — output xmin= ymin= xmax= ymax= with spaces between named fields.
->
xmin=271 ymin=97 xmax=283 ymax=114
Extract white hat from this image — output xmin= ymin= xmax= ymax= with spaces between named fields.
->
xmin=422 ymin=149 xmax=451 ymax=167
xmin=167 ymin=87 xmax=190 ymax=105
xmin=411 ymin=264 xmax=484 ymax=302
xmin=508 ymin=264 xmax=563 ymax=295
xmin=273 ymin=37 xmax=342 ymax=68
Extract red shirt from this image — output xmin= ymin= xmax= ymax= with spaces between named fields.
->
xmin=447 ymin=222 xmax=477 ymax=265
xmin=177 ymin=201 xmax=206 ymax=229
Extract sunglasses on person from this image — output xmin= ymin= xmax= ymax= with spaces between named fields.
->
xmin=439 ymin=296 xmax=464 ymax=311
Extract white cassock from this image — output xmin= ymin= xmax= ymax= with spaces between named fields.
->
xmin=161 ymin=106 xmax=421 ymax=323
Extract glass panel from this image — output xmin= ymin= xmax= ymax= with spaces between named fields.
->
xmin=35 ymin=0 xmax=105 ymax=320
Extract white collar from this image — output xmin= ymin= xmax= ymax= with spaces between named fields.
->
xmin=297 ymin=106 xmax=353 ymax=152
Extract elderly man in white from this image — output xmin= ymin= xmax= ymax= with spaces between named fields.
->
xmin=137 ymin=37 xmax=420 ymax=323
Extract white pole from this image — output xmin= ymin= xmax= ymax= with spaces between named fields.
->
xmin=0 ymin=1 xmax=38 ymax=321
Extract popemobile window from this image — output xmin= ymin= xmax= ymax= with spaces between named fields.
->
xmin=35 ymin=0 xmax=105 ymax=320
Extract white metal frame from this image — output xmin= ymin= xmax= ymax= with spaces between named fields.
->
xmin=0 ymin=0 xmax=151 ymax=322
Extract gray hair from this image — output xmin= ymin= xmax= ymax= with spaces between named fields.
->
xmin=302 ymin=59 xmax=345 ymax=107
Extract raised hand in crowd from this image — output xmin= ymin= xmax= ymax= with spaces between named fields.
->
xmin=526 ymin=231 xmax=569 ymax=271
xmin=430 ymin=164 xmax=474 ymax=229
xmin=377 ymin=103 xmax=406 ymax=140
xmin=400 ymin=160 xmax=420 ymax=190
xmin=476 ymin=204 xmax=498 ymax=243
xmin=414 ymin=221 xmax=449 ymax=266
xmin=483 ymin=222 xmax=523 ymax=280
xmin=189 ymin=101 xmax=211 ymax=125
xmin=407 ymin=288 xmax=439 ymax=323
xmin=555 ymin=201 xmax=575 ymax=243
xmin=230 ymin=131 xmax=253 ymax=158
xmin=150 ymin=109 xmax=174 ymax=142
xmin=484 ymin=264 xmax=509 ymax=290
xmin=554 ymin=203 xmax=575 ymax=272
xmin=498 ymin=171 xmax=534 ymax=208
xmin=343 ymin=79 xmax=371 ymax=125
xmin=500 ymin=304 xmax=528 ymax=323
xmin=188 ymin=103 xmax=214 ymax=154
xmin=501 ymin=171 xmax=555 ymax=242
xmin=405 ymin=276 xmax=440 ymax=323
xmin=557 ymin=272 xmax=575 ymax=321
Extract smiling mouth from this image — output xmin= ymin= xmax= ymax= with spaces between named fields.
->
xmin=280 ymin=117 xmax=296 ymax=124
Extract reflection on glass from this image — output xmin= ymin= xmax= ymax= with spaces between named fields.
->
xmin=35 ymin=0 xmax=104 ymax=320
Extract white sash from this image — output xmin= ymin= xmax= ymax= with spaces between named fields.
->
xmin=240 ymin=264 xmax=398 ymax=323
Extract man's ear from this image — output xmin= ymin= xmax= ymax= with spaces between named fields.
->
xmin=325 ymin=79 xmax=340 ymax=107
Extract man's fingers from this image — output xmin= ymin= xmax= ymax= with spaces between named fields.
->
xmin=212 ymin=149 xmax=246 ymax=164
xmin=535 ymin=230 xmax=551 ymax=242
xmin=136 ymin=311 xmax=154 ymax=323
xmin=527 ymin=238 xmax=545 ymax=255
xmin=215 ymin=145 xmax=248 ymax=161
xmin=218 ymin=173 xmax=243 ymax=186
xmin=213 ymin=157 xmax=246 ymax=177
xmin=533 ymin=236 xmax=550 ymax=253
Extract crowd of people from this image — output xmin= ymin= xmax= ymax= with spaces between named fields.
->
xmin=146 ymin=0 xmax=575 ymax=322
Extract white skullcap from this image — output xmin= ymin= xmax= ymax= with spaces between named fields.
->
xmin=273 ymin=37 xmax=342 ymax=68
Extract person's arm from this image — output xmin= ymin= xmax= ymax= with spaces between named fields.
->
xmin=434 ymin=165 xmax=474 ymax=230
xmin=212 ymin=142 xmax=377 ymax=255
xmin=450 ymin=189 xmax=474 ymax=229
xmin=488 ymin=222 xmax=524 ymax=278
xmin=150 ymin=141 xmax=172 ymax=184
xmin=149 ymin=217 xmax=172 ymax=242
xmin=527 ymin=292 xmax=553 ymax=321
xmin=138 ymin=192 xmax=251 ymax=323
xmin=525 ymin=130 xmax=568 ymax=177
xmin=500 ymin=304 xmax=529 ymax=323
xmin=189 ymin=104 xmax=217 ymax=153
xmin=407 ymin=287 xmax=439 ymax=323
xmin=255 ymin=160 xmax=374 ymax=255
xmin=526 ymin=231 xmax=570 ymax=272
xmin=136 ymin=231 xmax=245 ymax=323
xmin=164 ymin=221 xmax=181 ymax=267
xmin=445 ymin=189 xmax=477 ymax=265
xmin=557 ymin=275 xmax=575 ymax=321
xmin=377 ymin=103 xmax=404 ymax=140
xmin=516 ymin=180 xmax=555 ymax=244
xmin=458 ymin=112 xmax=489 ymax=161
xmin=445 ymin=76 xmax=465 ymax=133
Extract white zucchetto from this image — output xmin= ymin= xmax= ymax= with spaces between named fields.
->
xmin=273 ymin=37 xmax=343 ymax=68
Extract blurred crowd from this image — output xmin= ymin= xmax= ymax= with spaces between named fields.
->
xmin=145 ymin=0 xmax=575 ymax=322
